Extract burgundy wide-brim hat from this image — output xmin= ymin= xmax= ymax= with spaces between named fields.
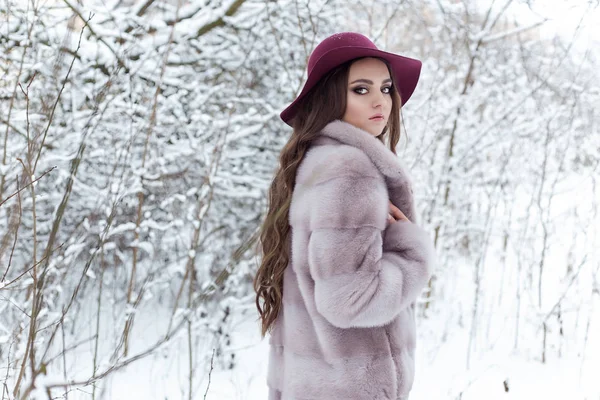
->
xmin=280 ymin=32 xmax=422 ymax=126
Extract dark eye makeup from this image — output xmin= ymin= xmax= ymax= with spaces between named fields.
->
xmin=351 ymin=86 xmax=392 ymax=95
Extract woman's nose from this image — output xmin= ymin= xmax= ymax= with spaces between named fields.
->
xmin=372 ymin=94 xmax=383 ymax=108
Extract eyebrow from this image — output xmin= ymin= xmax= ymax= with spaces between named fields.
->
xmin=349 ymin=78 xmax=392 ymax=85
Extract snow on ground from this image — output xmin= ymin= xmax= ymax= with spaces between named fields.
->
xmin=204 ymin=310 xmax=599 ymax=400
xmin=35 ymin=290 xmax=598 ymax=399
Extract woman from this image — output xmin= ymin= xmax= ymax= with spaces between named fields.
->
xmin=254 ymin=32 xmax=436 ymax=400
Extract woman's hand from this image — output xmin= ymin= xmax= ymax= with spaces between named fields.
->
xmin=386 ymin=200 xmax=410 ymax=226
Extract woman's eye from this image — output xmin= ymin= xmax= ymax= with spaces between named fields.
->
xmin=353 ymin=86 xmax=392 ymax=95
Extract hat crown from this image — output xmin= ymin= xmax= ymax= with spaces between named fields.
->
xmin=307 ymin=32 xmax=377 ymax=75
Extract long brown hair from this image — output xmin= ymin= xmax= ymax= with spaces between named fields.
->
xmin=253 ymin=57 xmax=404 ymax=337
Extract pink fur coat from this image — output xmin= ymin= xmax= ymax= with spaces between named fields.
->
xmin=266 ymin=120 xmax=436 ymax=399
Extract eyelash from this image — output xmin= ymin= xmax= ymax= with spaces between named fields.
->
xmin=352 ymin=86 xmax=392 ymax=95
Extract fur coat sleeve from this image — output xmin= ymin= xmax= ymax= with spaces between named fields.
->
xmin=291 ymin=139 xmax=435 ymax=330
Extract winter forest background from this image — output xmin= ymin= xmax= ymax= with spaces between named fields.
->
xmin=1 ymin=0 xmax=599 ymax=399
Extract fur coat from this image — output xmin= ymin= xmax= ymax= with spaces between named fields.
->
xmin=266 ymin=119 xmax=436 ymax=400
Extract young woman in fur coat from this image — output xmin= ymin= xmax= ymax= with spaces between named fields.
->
xmin=253 ymin=32 xmax=437 ymax=400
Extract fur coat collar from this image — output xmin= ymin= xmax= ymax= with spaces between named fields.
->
xmin=311 ymin=119 xmax=418 ymax=224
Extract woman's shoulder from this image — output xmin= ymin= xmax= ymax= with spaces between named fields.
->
xmin=296 ymin=142 xmax=380 ymax=187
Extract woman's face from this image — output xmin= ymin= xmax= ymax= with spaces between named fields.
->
xmin=342 ymin=57 xmax=393 ymax=137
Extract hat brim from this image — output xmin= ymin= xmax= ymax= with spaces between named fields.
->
xmin=280 ymin=46 xmax=422 ymax=126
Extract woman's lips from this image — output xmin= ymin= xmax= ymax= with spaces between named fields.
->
xmin=369 ymin=116 xmax=384 ymax=122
